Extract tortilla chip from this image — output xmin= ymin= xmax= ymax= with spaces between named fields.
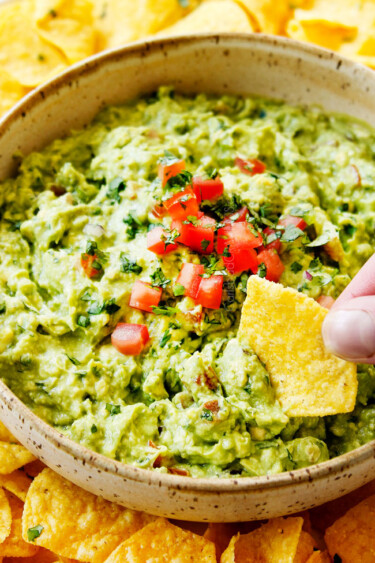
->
xmin=238 ymin=276 xmax=357 ymax=417
xmin=0 ymin=0 xmax=67 ymax=87
xmin=0 ymin=492 xmax=38 ymax=558
xmin=306 ymin=552 xmax=331 ymax=563
xmin=4 ymin=547 xmax=59 ymax=562
xmin=294 ymin=530 xmax=316 ymax=563
xmin=93 ymin=0 xmax=198 ymax=50
xmin=204 ymin=523 xmax=240 ymax=560
xmin=22 ymin=468 xmax=155 ymax=562
xmin=234 ymin=0 xmax=291 ymax=33
xmin=0 ymin=443 xmax=36 ymax=475
xmin=0 ymin=471 xmax=32 ymax=503
xmin=104 ymin=517 xmax=216 ymax=562
xmin=310 ymin=479 xmax=375 ymax=532
xmin=159 ymin=0 xmax=255 ymax=36
xmin=0 ymin=422 xmax=18 ymax=444
xmin=0 ymin=487 xmax=11 ymax=544
xmin=34 ymin=0 xmax=98 ymax=64
xmin=324 ymin=493 xmax=375 ymax=562
xmin=23 ymin=460 xmax=47 ymax=478
xmin=0 ymin=70 xmax=26 ymax=119
xmin=221 ymin=517 xmax=303 ymax=563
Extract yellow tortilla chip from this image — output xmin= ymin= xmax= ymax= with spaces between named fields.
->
xmin=93 ymin=0 xmax=198 ymax=50
xmin=34 ymin=0 xmax=98 ymax=64
xmin=22 ymin=468 xmax=155 ymax=562
xmin=0 ymin=443 xmax=36 ymax=475
xmin=0 ymin=487 xmax=11 ymax=544
xmin=0 ymin=0 xmax=67 ymax=87
xmin=234 ymin=0 xmax=291 ymax=34
xmin=294 ymin=530 xmax=316 ymax=563
xmin=159 ymin=0 xmax=255 ymax=36
xmin=221 ymin=517 xmax=303 ymax=563
xmin=4 ymin=547 xmax=58 ymax=562
xmin=306 ymin=552 xmax=331 ymax=563
xmin=0 ymin=471 xmax=33 ymax=502
xmin=104 ymin=517 xmax=216 ymax=562
xmin=238 ymin=276 xmax=357 ymax=416
xmin=0 ymin=422 xmax=18 ymax=444
xmin=0 ymin=492 xmax=38 ymax=558
xmin=0 ymin=70 xmax=26 ymax=119
xmin=325 ymin=493 xmax=375 ymax=562
xmin=203 ymin=522 xmax=240 ymax=560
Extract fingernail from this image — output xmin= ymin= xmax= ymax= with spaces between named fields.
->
xmin=322 ymin=309 xmax=375 ymax=359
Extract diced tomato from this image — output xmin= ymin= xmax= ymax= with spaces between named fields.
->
xmin=278 ymin=215 xmax=307 ymax=231
xmin=111 ymin=323 xmax=149 ymax=355
xmin=81 ymin=253 xmax=102 ymax=278
xmin=196 ymin=275 xmax=223 ymax=309
xmin=192 ymin=176 xmax=224 ymax=203
xmin=151 ymin=204 xmax=166 ymax=219
xmin=223 ymin=206 xmax=249 ymax=224
xmin=257 ymin=249 xmax=285 ymax=283
xmin=235 ymin=157 xmax=266 ymax=176
xmin=147 ymin=227 xmax=178 ymax=255
xmin=217 ymin=222 xmax=262 ymax=274
xmin=129 ymin=281 xmax=162 ymax=313
xmin=172 ymin=214 xmax=216 ymax=254
xmin=176 ymin=263 xmax=204 ymax=299
xmin=263 ymin=227 xmax=281 ymax=252
xmin=317 ymin=295 xmax=335 ymax=309
xmin=158 ymin=158 xmax=185 ymax=187
xmin=168 ymin=467 xmax=190 ymax=476
xmin=163 ymin=188 xmax=199 ymax=220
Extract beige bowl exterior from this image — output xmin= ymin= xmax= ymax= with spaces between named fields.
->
xmin=1 ymin=34 xmax=375 ymax=522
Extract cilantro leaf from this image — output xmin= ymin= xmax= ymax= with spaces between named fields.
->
xmin=257 ymin=263 xmax=267 ymax=278
xmin=107 ymin=177 xmax=126 ymax=203
xmin=104 ymin=298 xmax=120 ymax=314
xmin=222 ymin=246 xmax=231 ymax=257
xmin=280 ymin=224 xmax=304 ymax=242
xmin=91 ymin=424 xmax=97 ymax=433
xmin=201 ymin=408 xmax=213 ymax=421
xmin=65 ymin=354 xmax=80 ymax=366
xmin=77 ymin=315 xmax=90 ymax=327
xmin=200 ymin=239 xmax=210 ymax=251
xmin=160 ymin=329 xmax=171 ymax=348
xmin=150 ymin=268 xmax=170 ymax=288
xmin=165 ymin=171 xmax=192 ymax=191
xmin=123 ymin=213 xmax=142 ymax=240
xmin=173 ymin=284 xmax=185 ymax=296
xmin=152 ymin=306 xmax=177 ymax=316
xmin=290 ymin=261 xmax=303 ymax=274
xmin=27 ymin=525 xmax=43 ymax=542
xmin=120 ymin=253 xmax=142 ymax=274
xmin=106 ymin=403 xmax=121 ymax=416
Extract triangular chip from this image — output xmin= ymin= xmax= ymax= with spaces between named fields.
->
xmin=234 ymin=0 xmax=291 ymax=33
xmin=104 ymin=517 xmax=216 ymax=562
xmin=0 ymin=487 xmax=11 ymax=544
xmin=0 ymin=492 xmax=39 ymax=558
xmin=0 ymin=443 xmax=36 ymax=475
xmin=238 ymin=276 xmax=357 ymax=416
xmin=158 ymin=1 xmax=255 ymax=36
xmin=0 ymin=70 xmax=26 ymax=119
xmin=22 ymin=468 xmax=155 ymax=562
xmin=0 ymin=470 xmax=33 ymax=502
xmin=0 ymin=422 xmax=19 ymax=444
xmin=221 ymin=517 xmax=303 ymax=563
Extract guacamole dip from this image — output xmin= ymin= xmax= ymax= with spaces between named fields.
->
xmin=1 ymin=87 xmax=375 ymax=478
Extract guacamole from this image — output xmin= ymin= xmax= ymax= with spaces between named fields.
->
xmin=1 ymin=87 xmax=375 ymax=478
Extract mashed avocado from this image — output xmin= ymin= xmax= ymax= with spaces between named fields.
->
xmin=0 ymin=87 xmax=375 ymax=477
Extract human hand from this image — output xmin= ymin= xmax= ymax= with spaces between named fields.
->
xmin=322 ymin=253 xmax=375 ymax=363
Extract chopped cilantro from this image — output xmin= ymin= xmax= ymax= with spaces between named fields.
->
xmin=86 ymin=240 xmax=97 ymax=256
xmin=91 ymin=259 xmax=102 ymax=271
xmin=257 ymin=263 xmax=267 ymax=278
xmin=65 ymin=354 xmax=80 ymax=366
xmin=183 ymin=215 xmax=199 ymax=226
xmin=77 ymin=315 xmax=90 ymax=327
xmin=206 ymin=167 xmax=219 ymax=179
xmin=280 ymin=224 xmax=304 ymax=242
xmin=159 ymin=150 xmax=180 ymax=166
xmin=80 ymin=289 xmax=92 ymax=302
xmin=200 ymin=239 xmax=210 ymax=251
xmin=123 ymin=213 xmax=142 ymax=240
xmin=201 ymin=254 xmax=220 ymax=274
xmin=37 ymin=53 xmax=46 ymax=62
xmin=165 ymin=170 xmax=192 ymax=191
xmin=222 ymin=246 xmax=231 ymax=257
xmin=106 ymin=403 xmax=121 ymax=416
xmin=344 ymin=224 xmax=357 ymax=237
xmin=288 ymin=205 xmax=309 ymax=217
xmin=160 ymin=330 xmax=171 ymax=348
xmin=152 ymin=306 xmax=177 ymax=316
xmin=91 ymin=424 xmax=98 ymax=433
xmin=27 ymin=525 xmax=43 ymax=542
xmin=107 ymin=177 xmax=126 ymax=203
xmin=244 ymin=382 xmax=252 ymax=394
xmin=104 ymin=298 xmax=120 ymax=314
xmin=162 ymin=228 xmax=179 ymax=250
xmin=290 ymin=261 xmax=303 ymax=274
xmin=120 ymin=253 xmax=142 ymax=274
xmin=150 ymin=268 xmax=170 ymax=288
xmin=0 ymin=302 xmax=7 ymax=314
xmin=201 ymin=408 xmax=213 ymax=421
xmin=173 ymin=284 xmax=185 ymax=296
xmin=306 ymin=232 xmax=333 ymax=247
xmin=88 ymin=301 xmax=104 ymax=315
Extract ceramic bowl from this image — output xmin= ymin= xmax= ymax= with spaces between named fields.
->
xmin=1 ymin=34 xmax=375 ymax=522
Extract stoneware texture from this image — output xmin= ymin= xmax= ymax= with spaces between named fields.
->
xmin=0 ymin=34 xmax=375 ymax=522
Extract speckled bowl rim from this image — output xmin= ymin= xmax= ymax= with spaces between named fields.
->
xmin=1 ymin=32 xmax=375 ymax=493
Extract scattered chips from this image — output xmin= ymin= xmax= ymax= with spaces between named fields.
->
xmin=104 ymin=517 xmax=216 ymax=562
xmin=294 ymin=530 xmax=316 ymax=563
xmin=158 ymin=0 xmax=255 ymax=36
xmin=234 ymin=0 xmax=292 ymax=33
xmin=324 ymin=493 xmax=375 ymax=562
xmin=0 ymin=471 xmax=32 ymax=503
xmin=238 ymin=276 xmax=357 ymax=417
xmin=0 ymin=492 xmax=38 ymax=558
xmin=0 ymin=423 xmax=18 ymax=445
xmin=221 ymin=517 xmax=304 ymax=562
xmin=0 ymin=487 xmax=11 ymax=545
xmin=0 ymin=443 xmax=35 ymax=475
xmin=21 ymin=468 xmax=155 ymax=562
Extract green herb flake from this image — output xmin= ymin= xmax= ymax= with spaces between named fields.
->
xmin=173 ymin=283 xmax=185 ymax=296
xmin=120 ymin=253 xmax=142 ymax=274
xmin=77 ymin=315 xmax=90 ymax=328
xmin=27 ymin=525 xmax=43 ymax=542
xmin=91 ymin=424 xmax=98 ymax=433
xmin=106 ymin=403 xmax=121 ymax=416
xmin=222 ymin=246 xmax=231 ymax=257
xmin=200 ymin=239 xmax=210 ymax=251
xmin=65 ymin=354 xmax=80 ymax=366
xmin=201 ymin=408 xmax=213 ymax=421
xmin=86 ymin=240 xmax=97 ymax=255
xmin=257 ymin=263 xmax=267 ymax=278
xmin=87 ymin=301 xmax=104 ymax=315
xmin=0 ymin=302 xmax=6 ymax=314
xmin=107 ymin=177 xmax=126 ymax=203
xmin=280 ymin=224 xmax=304 ymax=242
xmin=290 ymin=261 xmax=303 ymax=274
xmin=151 ymin=306 xmax=177 ymax=316
xmin=160 ymin=330 xmax=171 ymax=348
xmin=104 ymin=298 xmax=120 ymax=314
xmin=123 ymin=213 xmax=142 ymax=240
xmin=150 ymin=268 xmax=170 ymax=288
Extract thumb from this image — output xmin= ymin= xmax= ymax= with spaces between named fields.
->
xmin=322 ymin=296 xmax=375 ymax=363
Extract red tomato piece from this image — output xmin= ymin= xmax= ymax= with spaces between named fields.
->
xmin=192 ymin=176 xmax=224 ymax=202
xmin=129 ymin=280 xmax=162 ymax=313
xmin=278 ymin=215 xmax=307 ymax=231
xmin=263 ymin=227 xmax=281 ymax=253
xmin=151 ymin=204 xmax=166 ymax=219
xmin=147 ymin=226 xmax=178 ymax=255
xmin=317 ymin=295 xmax=335 ymax=309
xmin=163 ymin=188 xmax=199 ymax=220
xmin=176 ymin=263 xmax=204 ymax=299
xmin=158 ymin=158 xmax=185 ymax=187
xmin=223 ymin=206 xmax=249 ymax=224
xmin=111 ymin=323 xmax=149 ymax=355
xmin=81 ymin=254 xmax=102 ymax=278
xmin=235 ymin=157 xmax=266 ymax=176
xmin=196 ymin=275 xmax=223 ymax=309
xmin=217 ymin=222 xmax=262 ymax=274
xmin=257 ymin=249 xmax=285 ymax=283
xmin=172 ymin=214 xmax=216 ymax=254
